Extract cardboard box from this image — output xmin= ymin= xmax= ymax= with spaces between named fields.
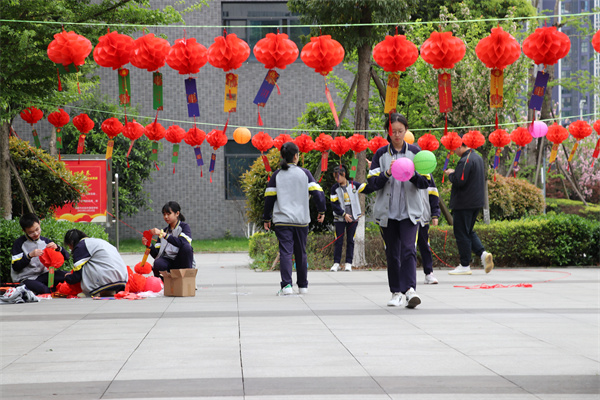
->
xmin=160 ymin=269 xmax=197 ymax=297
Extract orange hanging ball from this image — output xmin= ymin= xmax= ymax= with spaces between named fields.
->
xmin=233 ymin=127 xmax=251 ymax=144
xmin=404 ymin=130 xmax=415 ymax=144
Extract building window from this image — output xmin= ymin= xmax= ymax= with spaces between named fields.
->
xmin=563 ymin=96 xmax=572 ymax=109
xmin=224 ymin=140 xmax=261 ymax=200
xmin=222 ymin=1 xmax=309 ymax=62
xmin=581 ymin=41 xmax=588 ymax=54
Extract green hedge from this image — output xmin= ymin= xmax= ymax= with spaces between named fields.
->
xmin=1 ymin=218 xmax=109 ymax=283
xmin=249 ymin=214 xmax=600 ymax=270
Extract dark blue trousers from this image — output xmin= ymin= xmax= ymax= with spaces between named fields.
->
xmin=333 ymin=221 xmax=358 ymax=264
xmin=417 ymin=223 xmax=433 ymax=275
xmin=274 ymin=225 xmax=308 ymax=289
xmin=381 ymin=218 xmax=418 ymax=294
xmin=153 ymin=242 xmax=195 ymax=278
xmin=452 ymin=208 xmax=485 ymax=267
xmin=23 ymin=270 xmax=67 ymax=294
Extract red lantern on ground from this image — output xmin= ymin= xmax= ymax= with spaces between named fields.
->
xmin=546 ymin=123 xmax=569 ymax=170
xmin=368 ymin=136 xmax=389 ymax=154
xmin=294 ymin=134 xmax=314 ymax=167
xmin=273 ymin=134 xmax=293 ymax=151
xmin=206 ymin=129 xmax=228 ymax=182
xmin=47 ymin=29 xmax=92 ymax=91
xmin=330 ymin=136 xmax=350 ymax=164
xmin=184 ymin=126 xmax=206 ymax=176
xmin=417 ymin=133 xmax=440 ymax=152
xmin=462 ymin=130 xmax=486 ymax=149
xmin=252 ymin=131 xmax=274 ymax=175
xmin=48 ymin=108 xmax=70 ymax=157
xmin=301 ymin=35 xmax=345 ymax=127
xmin=72 ymin=113 xmax=94 ymax=155
xmin=101 ymin=117 xmax=123 ymax=162
xmin=122 ymin=119 xmax=145 ymax=167
xmin=592 ymin=120 xmax=600 ymax=166
xmin=440 ymin=131 xmax=462 ymax=181
xmin=567 ymin=120 xmax=593 ymax=166
xmin=20 ymin=107 xmax=44 ymax=149
xmin=523 ymin=27 xmax=571 ymax=67
xmin=165 ymin=125 xmax=187 ymax=173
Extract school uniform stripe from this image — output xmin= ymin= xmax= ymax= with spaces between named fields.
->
xmin=265 ymin=187 xmax=277 ymax=196
xmin=308 ymin=182 xmax=323 ymax=191
xmin=12 ymin=253 xmax=24 ymax=263
xmin=72 ymin=258 xmax=89 ymax=271
xmin=180 ymin=232 xmax=192 ymax=243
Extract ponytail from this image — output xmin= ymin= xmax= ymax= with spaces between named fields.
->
xmin=162 ymin=201 xmax=185 ymax=221
xmin=279 ymin=142 xmax=299 ymax=171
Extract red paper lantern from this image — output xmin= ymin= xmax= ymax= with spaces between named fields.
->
xmin=330 ymin=136 xmax=350 ymax=157
xmin=39 ymin=248 xmax=64 ymax=268
xmin=592 ymin=120 xmax=600 ymax=166
xmin=101 ymin=118 xmax=123 ymax=139
xmin=368 ymin=136 xmax=389 ymax=153
xmin=373 ymin=35 xmax=419 ymax=72
xmin=510 ymin=127 xmax=532 ymax=147
xmin=475 ymin=26 xmax=521 ymax=70
xmin=208 ymin=33 xmax=250 ymax=72
xmin=252 ymin=132 xmax=274 ymax=153
xmin=462 ymin=130 xmax=486 ymax=149
xmin=73 ymin=113 xmax=94 ymax=134
xmin=56 ymin=281 xmax=82 ymax=297
xmin=314 ymin=133 xmax=333 ymax=152
xmin=135 ymin=261 xmax=152 ymax=275
xmin=206 ymin=129 xmax=228 ymax=150
xmin=294 ymin=134 xmax=315 ymax=153
xmin=523 ymin=26 xmax=570 ymax=66
xmin=128 ymin=273 xmax=147 ymax=293
xmin=165 ymin=125 xmax=187 ymax=144
xmin=301 ymin=35 xmax=345 ymax=76
xmin=273 ymin=134 xmax=293 ymax=151
xmin=568 ymin=120 xmax=593 ymax=141
xmin=47 ymin=109 xmax=70 ymax=129
xmin=184 ymin=126 xmax=206 ymax=147
xmin=167 ymin=37 xmax=208 ymax=75
xmin=593 ymin=29 xmax=600 ymax=53
xmin=420 ymin=31 xmax=466 ymax=70
xmin=546 ymin=123 xmax=569 ymax=144
xmin=417 ymin=133 xmax=440 ymax=152
xmin=145 ymin=122 xmax=166 ymax=141
xmin=440 ymin=131 xmax=462 ymax=151
xmin=594 ymin=119 xmax=600 ymax=135
xmin=93 ymin=30 xmax=134 ymax=70
xmin=47 ymin=30 xmax=92 ymax=67
xmin=122 ymin=120 xmax=145 ymax=142
xmin=130 ymin=33 xmax=171 ymax=72
xmin=254 ymin=33 xmax=299 ymax=70
xmin=489 ymin=129 xmax=511 ymax=148
xmin=20 ymin=107 xmax=43 ymax=125
xmin=348 ymin=134 xmax=369 ymax=154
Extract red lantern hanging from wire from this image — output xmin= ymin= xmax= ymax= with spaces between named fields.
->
xmin=101 ymin=117 xmax=123 ymax=164
xmin=165 ymin=125 xmax=187 ymax=173
xmin=593 ymin=29 xmax=600 ymax=53
xmin=93 ymin=29 xmax=134 ymax=108
xmin=420 ymin=31 xmax=466 ymax=133
xmin=252 ymin=131 xmax=274 ymax=175
xmin=253 ymin=32 xmax=299 ymax=126
xmin=47 ymin=29 xmax=92 ymax=92
xmin=417 ymin=133 xmax=440 ymax=152
xmin=592 ymin=120 xmax=600 ymax=166
xmin=122 ymin=119 xmax=145 ymax=167
xmin=206 ymin=129 xmax=228 ymax=183
xmin=145 ymin=121 xmax=166 ymax=170
xmin=301 ymin=35 xmax=345 ymax=127
xmin=273 ymin=133 xmax=293 ymax=151
xmin=368 ymin=136 xmax=389 ymax=154
xmin=314 ymin=133 xmax=334 ymax=178
xmin=20 ymin=107 xmax=44 ymax=149
xmin=373 ymin=31 xmax=419 ymax=114
xmin=509 ymin=127 xmax=532 ymax=176
xmin=440 ymin=131 xmax=462 ymax=182
xmin=184 ymin=126 xmax=206 ymax=177
xmin=47 ymin=108 xmax=70 ymax=158
xmin=488 ymin=128 xmax=511 ymax=180
xmin=567 ymin=120 xmax=593 ymax=167
xmin=294 ymin=133 xmax=315 ymax=167
xmin=330 ymin=136 xmax=350 ymax=165
xmin=546 ymin=123 xmax=569 ymax=171
xmin=72 ymin=113 xmax=94 ymax=155
xmin=347 ymin=134 xmax=369 ymax=179
xmin=462 ymin=130 xmax=486 ymax=149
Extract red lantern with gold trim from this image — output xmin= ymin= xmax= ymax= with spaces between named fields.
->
xmin=488 ymin=128 xmax=510 ymax=179
xmin=591 ymin=120 xmax=600 ymax=166
xmin=593 ymin=29 xmax=600 ymax=53
xmin=165 ymin=125 xmax=187 ymax=173
xmin=101 ymin=117 xmax=123 ymax=163
xmin=20 ymin=107 xmax=44 ymax=149
xmin=184 ymin=126 xmax=206 ymax=177
xmin=252 ymin=131 xmax=274 ymax=175
xmin=566 ymin=120 xmax=593 ymax=167
xmin=145 ymin=121 xmax=166 ymax=170
xmin=206 ymin=129 xmax=228 ymax=182
xmin=440 ymin=131 xmax=462 ymax=181
xmin=523 ymin=27 xmax=570 ymax=67
xmin=509 ymin=127 xmax=532 ymax=176
xmin=47 ymin=108 xmax=70 ymax=158
xmin=72 ymin=113 xmax=94 ymax=155
xmin=546 ymin=123 xmax=569 ymax=171
xmin=314 ymin=133 xmax=334 ymax=175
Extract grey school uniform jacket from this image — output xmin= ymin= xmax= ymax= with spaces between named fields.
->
xmin=11 ymin=235 xmax=70 ymax=282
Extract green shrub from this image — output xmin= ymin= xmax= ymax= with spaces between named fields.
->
xmin=0 ymin=218 xmax=109 ymax=282
xmin=487 ymin=174 xmax=544 ymax=220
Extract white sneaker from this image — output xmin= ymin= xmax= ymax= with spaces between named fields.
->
xmin=424 ymin=273 xmax=439 ymax=284
xmin=448 ymin=265 xmax=472 ymax=275
xmin=405 ymin=288 xmax=421 ymax=309
xmin=387 ymin=293 xmax=402 ymax=307
xmin=481 ymin=251 xmax=494 ymax=273
xmin=277 ymin=284 xmax=293 ymax=296
xmin=298 ymin=287 xmax=308 ymax=294
xmin=330 ymin=263 xmax=340 ymax=272
xmin=344 ymin=263 xmax=352 ymax=271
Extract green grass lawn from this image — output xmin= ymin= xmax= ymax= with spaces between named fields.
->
xmin=116 ymin=237 xmax=249 ymax=253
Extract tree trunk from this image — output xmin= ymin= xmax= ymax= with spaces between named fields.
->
xmin=49 ymin=126 xmax=57 ymax=157
xmin=352 ymin=42 xmax=372 ymax=268
xmin=0 ymin=122 xmax=12 ymax=220
xmin=9 ymin=158 xmax=35 ymax=214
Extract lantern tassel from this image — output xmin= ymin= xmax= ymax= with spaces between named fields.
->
xmin=126 ymin=140 xmax=135 ymax=168
xmin=567 ymin=141 xmax=579 ymax=170
xmin=591 ymin=138 xmax=600 ymax=167
xmin=257 ymin=106 xmax=263 ymax=126
xmin=276 ymin=83 xmax=281 ymax=95
xmin=56 ymin=68 xmax=62 ymax=91
xmin=324 ymin=78 xmax=340 ymax=127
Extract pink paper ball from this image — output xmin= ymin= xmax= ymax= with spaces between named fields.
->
xmin=144 ymin=276 xmax=163 ymax=293
xmin=391 ymin=157 xmax=415 ymax=182
xmin=529 ymin=121 xmax=548 ymax=138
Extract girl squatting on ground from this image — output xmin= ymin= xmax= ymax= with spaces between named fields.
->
xmin=263 ymin=142 xmax=326 ymax=296
xmin=368 ymin=113 xmax=430 ymax=308
xmin=329 ymin=164 xmax=373 ymax=272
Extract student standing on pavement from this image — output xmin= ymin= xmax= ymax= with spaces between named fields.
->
xmin=368 ymin=113 xmax=429 ymax=308
xmin=329 ymin=164 xmax=373 ymax=272
xmin=444 ymin=141 xmax=494 ymax=275
xmin=63 ymin=229 xmax=128 ymax=297
xmin=263 ymin=142 xmax=326 ymax=295
xmin=418 ymin=173 xmax=441 ymax=284
xmin=11 ymin=213 xmax=69 ymax=294
xmin=148 ymin=201 xmax=195 ymax=278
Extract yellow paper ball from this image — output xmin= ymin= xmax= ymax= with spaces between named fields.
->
xmin=233 ymin=127 xmax=251 ymax=144
xmin=404 ymin=130 xmax=415 ymax=144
